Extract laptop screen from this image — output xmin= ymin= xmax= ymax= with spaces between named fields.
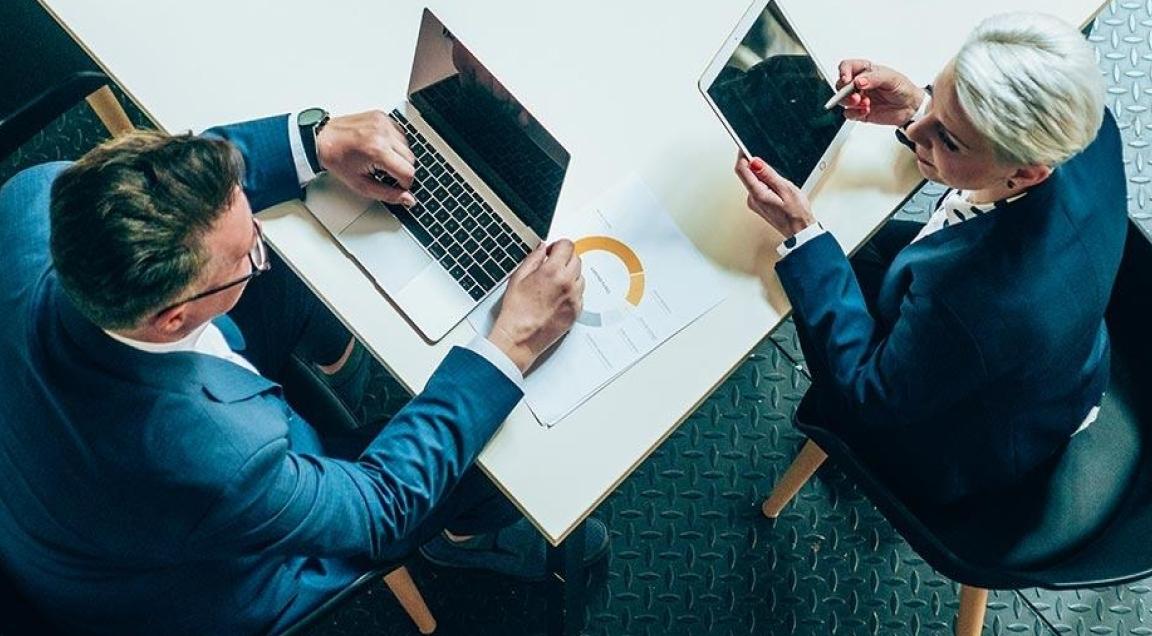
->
xmin=704 ymin=2 xmax=845 ymax=185
xmin=407 ymin=10 xmax=570 ymax=239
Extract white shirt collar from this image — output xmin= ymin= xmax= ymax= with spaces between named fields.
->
xmin=104 ymin=322 xmax=214 ymax=354
xmin=912 ymin=188 xmax=1030 ymax=244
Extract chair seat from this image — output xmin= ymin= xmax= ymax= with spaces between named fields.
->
xmin=797 ymin=367 xmax=1143 ymax=587
xmin=931 ymin=386 xmax=1140 ymax=569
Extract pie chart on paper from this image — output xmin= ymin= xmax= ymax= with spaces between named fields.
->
xmin=573 ymin=235 xmax=645 ymax=327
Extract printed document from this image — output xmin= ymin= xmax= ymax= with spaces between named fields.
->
xmin=468 ymin=176 xmax=729 ymax=426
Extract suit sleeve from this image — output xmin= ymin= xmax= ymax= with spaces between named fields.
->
xmin=185 ymin=347 xmax=522 ymax=559
xmin=776 ymin=232 xmax=988 ymax=429
xmin=202 ymin=115 xmax=302 ymax=212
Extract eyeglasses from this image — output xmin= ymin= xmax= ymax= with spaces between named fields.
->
xmin=157 ymin=218 xmax=270 ymax=314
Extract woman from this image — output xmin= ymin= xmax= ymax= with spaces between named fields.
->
xmin=736 ymin=13 xmax=1127 ymax=505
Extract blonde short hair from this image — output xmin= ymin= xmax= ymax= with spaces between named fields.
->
xmin=953 ymin=12 xmax=1104 ymax=167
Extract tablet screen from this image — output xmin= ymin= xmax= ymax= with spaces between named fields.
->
xmin=705 ymin=3 xmax=846 ymax=185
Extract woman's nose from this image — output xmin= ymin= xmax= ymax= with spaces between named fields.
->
xmin=905 ymin=118 xmax=931 ymax=150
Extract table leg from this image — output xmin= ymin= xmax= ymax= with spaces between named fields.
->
xmin=546 ymin=520 xmax=587 ymax=636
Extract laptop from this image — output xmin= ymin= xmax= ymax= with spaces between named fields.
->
xmin=698 ymin=0 xmax=853 ymax=193
xmin=312 ymin=9 xmax=571 ymax=342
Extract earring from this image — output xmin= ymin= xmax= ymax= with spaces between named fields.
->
xmin=1007 ymin=179 xmax=1016 ymax=189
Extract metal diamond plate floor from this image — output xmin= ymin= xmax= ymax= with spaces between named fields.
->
xmin=1 ymin=1 xmax=1150 ymax=634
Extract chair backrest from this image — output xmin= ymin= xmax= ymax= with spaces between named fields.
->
xmin=0 ymin=71 xmax=116 ymax=160
xmin=277 ymin=568 xmax=384 ymax=636
xmin=0 ymin=1 xmax=135 ymax=174
xmin=280 ymin=353 xmax=361 ymax=434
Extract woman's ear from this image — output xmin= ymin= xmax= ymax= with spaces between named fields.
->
xmin=1011 ymin=164 xmax=1053 ymax=189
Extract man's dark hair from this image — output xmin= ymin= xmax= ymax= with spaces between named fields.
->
xmin=49 ymin=131 xmax=245 ymax=330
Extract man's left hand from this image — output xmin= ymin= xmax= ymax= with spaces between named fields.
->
xmin=734 ymin=156 xmax=816 ymax=238
xmin=316 ymin=111 xmax=417 ymax=207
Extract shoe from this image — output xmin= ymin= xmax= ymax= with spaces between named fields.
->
xmin=419 ymin=518 xmax=610 ymax=581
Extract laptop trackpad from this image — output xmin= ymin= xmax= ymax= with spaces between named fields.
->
xmin=339 ymin=203 xmax=430 ymax=291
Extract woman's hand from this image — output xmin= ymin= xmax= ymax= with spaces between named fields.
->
xmin=835 ymin=59 xmax=927 ymax=126
xmin=734 ymin=156 xmax=816 ymax=238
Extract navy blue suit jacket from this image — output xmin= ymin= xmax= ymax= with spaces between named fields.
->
xmin=777 ymin=110 xmax=1127 ymax=504
xmin=0 ymin=116 xmax=522 ymax=635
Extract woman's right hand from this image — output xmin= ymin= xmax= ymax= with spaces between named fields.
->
xmin=835 ymin=59 xmax=927 ymax=126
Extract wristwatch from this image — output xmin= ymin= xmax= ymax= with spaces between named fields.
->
xmin=297 ymin=107 xmax=330 ymax=174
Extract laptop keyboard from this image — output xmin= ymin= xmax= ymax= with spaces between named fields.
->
xmin=383 ymin=110 xmax=533 ymax=301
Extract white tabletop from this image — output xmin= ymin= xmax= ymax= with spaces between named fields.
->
xmin=42 ymin=0 xmax=1104 ymax=544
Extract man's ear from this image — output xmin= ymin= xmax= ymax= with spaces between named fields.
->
xmin=1011 ymin=164 xmax=1053 ymax=189
xmin=151 ymin=303 xmax=189 ymax=337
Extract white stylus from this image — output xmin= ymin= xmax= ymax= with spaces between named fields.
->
xmin=823 ymin=80 xmax=859 ymax=111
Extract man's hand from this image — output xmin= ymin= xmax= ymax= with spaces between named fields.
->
xmin=734 ymin=156 xmax=816 ymax=238
xmin=315 ymin=111 xmax=417 ymax=207
xmin=487 ymin=240 xmax=584 ymax=373
xmin=835 ymin=59 xmax=927 ymax=126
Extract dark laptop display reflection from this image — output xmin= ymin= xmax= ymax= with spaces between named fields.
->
xmin=407 ymin=15 xmax=570 ymax=238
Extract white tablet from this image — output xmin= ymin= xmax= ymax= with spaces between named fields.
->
xmin=699 ymin=0 xmax=854 ymax=193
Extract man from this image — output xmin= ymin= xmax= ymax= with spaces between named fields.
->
xmin=0 ymin=109 xmax=607 ymax=635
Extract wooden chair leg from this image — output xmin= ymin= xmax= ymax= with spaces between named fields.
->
xmin=955 ymin=585 xmax=988 ymax=636
xmin=383 ymin=566 xmax=437 ymax=634
xmin=762 ymin=439 xmax=828 ymax=518
xmin=84 ymin=85 xmax=134 ymax=138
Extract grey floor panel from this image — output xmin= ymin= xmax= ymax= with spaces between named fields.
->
xmin=1096 ymin=0 xmax=1152 ymax=239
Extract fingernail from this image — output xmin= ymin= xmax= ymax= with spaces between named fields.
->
xmin=401 ymin=194 xmax=416 ymax=208
xmin=750 ymin=158 xmax=766 ymax=173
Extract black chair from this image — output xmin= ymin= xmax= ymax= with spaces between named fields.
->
xmin=280 ymin=566 xmax=436 ymax=636
xmin=762 ymin=220 xmax=1152 ymax=635
xmin=0 ymin=70 xmax=133 ymax=160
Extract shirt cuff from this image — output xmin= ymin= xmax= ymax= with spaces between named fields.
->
xmin=465 ymin=334 xmax=526 ymax=391
xmin=287 ymin=112 xmax=318 ymax=188
xmin=776 ymin=222 xmax=827 ymax=258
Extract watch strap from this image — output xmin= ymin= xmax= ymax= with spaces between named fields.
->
xmin=298 ymin=111 xmax=329 ymax=174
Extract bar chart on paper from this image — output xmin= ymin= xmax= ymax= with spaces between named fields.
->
xmin=469 ymin=176 xmax=728 ymax=426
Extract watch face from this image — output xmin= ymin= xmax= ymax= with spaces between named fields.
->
xmin=298 ymin=108 xmax=327 ymax=127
